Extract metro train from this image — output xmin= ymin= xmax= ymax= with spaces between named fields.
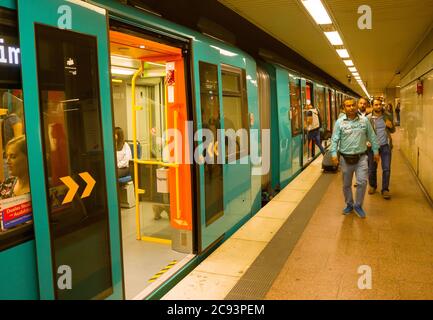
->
xmin=0 ymin=0 xmax=355 ymax=300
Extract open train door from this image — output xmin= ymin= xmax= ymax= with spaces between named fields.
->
xmin=17 ymin=0 xmax=123 ymax=299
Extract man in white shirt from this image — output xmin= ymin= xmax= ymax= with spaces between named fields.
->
xmin=305 ymin=104 xmax=325 ymax=158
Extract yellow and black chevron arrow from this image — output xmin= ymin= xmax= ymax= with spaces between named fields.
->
xmin=148 ymin=260 xmax=178 ymax=283
xmin=60 ymin=172 xmax=96 ymax=204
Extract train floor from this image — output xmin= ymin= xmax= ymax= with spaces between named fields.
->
xmin=121 ymin=203 xmax=189 ymax=299
xmin=163 ymin=129 xmax=433 ymax=300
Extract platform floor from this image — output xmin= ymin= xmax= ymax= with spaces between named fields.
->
xmin=267 ymin=139 xmax=433 ymax=300
xmin=164 ymin=130 xmax=433 ymax=300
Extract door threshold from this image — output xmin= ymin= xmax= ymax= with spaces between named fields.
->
xmin=131 ymin=254 xmax=196 ymax=300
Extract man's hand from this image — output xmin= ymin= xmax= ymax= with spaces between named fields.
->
xmin=331 ymin=156 xmax=338 ymax=166
xmin=366 ymin=141 xmax=372 ymax=148
xmin=385 ymin=119 xmax=393 ymax=128
xmin=374 ymin=154 xmax=380 ymax=163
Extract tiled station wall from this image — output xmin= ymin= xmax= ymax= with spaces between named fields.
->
xmin=400 ymin=50 xmax=433 ymax=200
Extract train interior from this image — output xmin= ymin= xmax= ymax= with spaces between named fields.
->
xmin=109 ymin=27 xmax=194 ymax=299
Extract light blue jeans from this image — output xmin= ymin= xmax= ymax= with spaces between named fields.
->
xmin=340 ymin=154 xmax=368 ymax=208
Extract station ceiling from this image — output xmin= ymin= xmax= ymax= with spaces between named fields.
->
xmin=218 ymin=0 xmax=433 ymax=98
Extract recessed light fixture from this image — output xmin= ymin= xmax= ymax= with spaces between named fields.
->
xmin=343 ymin=60 xmax=354 ymax=67
xmin=336 ymin=49 xmax=349 ymax=58
xmin=349 ymin=67 xmax=357 ymax=73
xmin=324 ymin=31 xmax=343 ymax=45
xmin=352 ymin=72 xmax=360 ymax=76
xmin=139 ymin=45 xmax=146 ymax=49
xmin=301 ymin=0 xmax=332 ymax=25
xmin=111 ymin=67 xmax=136 ymax=75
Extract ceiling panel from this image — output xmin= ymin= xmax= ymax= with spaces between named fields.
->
xmin=219 ymin=0 xmax=433 ymax=97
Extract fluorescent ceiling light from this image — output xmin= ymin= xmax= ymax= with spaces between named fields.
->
xmin=146 ymin=62 xmax=166 ymax=67
xmin=324 ymin=31 xmax=343 ymax=45
xmin=301 ymin=0 xmax=332 ymax=25
xmin=336 ymin=49 xmax=349 ymax=58
xmin=343 ymin=60 xmax=354 ymax=67
xmin=352 ymin=72 xmax=360 ymax=76
xmin=111 ymin=67 xmax=135 ymax=75
xmin=348 ymin=67 xmax=357 ymax=72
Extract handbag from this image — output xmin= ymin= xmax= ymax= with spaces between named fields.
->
xmin=341 ymin=153 xmax=361 ymax=165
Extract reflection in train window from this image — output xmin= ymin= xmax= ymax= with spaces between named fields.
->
xmin=289 ymin=76 xmax=302 ymax=136
xmin=0 ymin=7 xmax=34 ymax=252
xmin=221 ymin=65 xmax=249 ymax=161
xmin=314 ymin=85 xmax=326 ymax=125
xmin=198 ymin=61 xmax=224 ymax=226
xmin=35 ymin=24 xmax=112 ymax=299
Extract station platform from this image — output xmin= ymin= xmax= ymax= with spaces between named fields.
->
xmin=162 ymin=129 xmax=433 ymax=300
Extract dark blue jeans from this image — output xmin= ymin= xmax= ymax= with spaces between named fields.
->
xmin=308 ymin=128 xmax=325 ymax=157
xmin=368 ymin=144 xmax=392 ymax=192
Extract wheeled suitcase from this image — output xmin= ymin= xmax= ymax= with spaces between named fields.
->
xmin=322 ymin=150 xmax=338 ymax=172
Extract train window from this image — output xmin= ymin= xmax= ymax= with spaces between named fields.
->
xmin=314 ymin=85 xmax=326 ymax=125
xmin=0 ymin=7 xmax=35 ymax=252
xmin=289 ymin=77 xmax=302 ymax=136
xmin=198 ymin=61 xmax=224 ymax=226
xmin=326 ymin=89 xmax=332 ymax=131
xmin=34 ymin=24 xmax=112 ymax=299
xmin=221 ymin=65 xmax=249 ymax=161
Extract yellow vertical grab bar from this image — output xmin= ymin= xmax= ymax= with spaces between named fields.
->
xmin=132 ymin=64 xmax=143 ymax=240
xmin=174 ymin=109 xmax=181 ymax=219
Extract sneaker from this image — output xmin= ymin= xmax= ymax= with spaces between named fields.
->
xmin=368 ymin=186 xmax=376 ymax=194
xmin=354 ymin=205 xmax=366 ymax=219
xmin=382 ymin=190 xmax=392 ymax=199
xmin=342 ymin=205 xmax=354 ymax=215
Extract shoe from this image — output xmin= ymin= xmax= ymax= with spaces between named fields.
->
xmin=342 ymin=205 xmax=354 ymax=215
xmin=368 ymin=186 xmax=376 ymax=195
xmin=354 ymin=205 xmax=366 ymax=219
xmin=382 ymin=190 xmax=391 ymax=199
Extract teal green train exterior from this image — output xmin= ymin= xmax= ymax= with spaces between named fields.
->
xmin=90 ymin=0 xmax=262 ymax=251
xmin=0 ymin=0 xmax=40 ymax=301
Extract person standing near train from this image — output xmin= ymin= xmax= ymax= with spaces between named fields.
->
xmin=305 ymin=103 xmax=325 ymax=158
xmin=330 ymin=98 xmax=379 ymax=218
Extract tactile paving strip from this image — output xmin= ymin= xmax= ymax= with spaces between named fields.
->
xmin=225 ymin=173 xmax=335 ymax=300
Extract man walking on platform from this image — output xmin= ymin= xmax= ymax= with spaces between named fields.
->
xmin=357 ymin=97 xmax=371 ymax=117
xmin=330 ymin=98 xmax=379 ymax=218
xmin=367 ymin=98 xmax=396 ymax=199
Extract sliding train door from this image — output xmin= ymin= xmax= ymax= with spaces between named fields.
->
xmin=195 ymin=45 xmax=257 ymax=252
xmin=18 ymin=0 xmax=122 ymax=299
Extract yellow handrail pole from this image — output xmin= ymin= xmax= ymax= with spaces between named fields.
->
xmin=164 ymin=85 xmax=169 ymax=154
xmin=174 ymin=110 xmax=181 ymax=219
xmin=148 ymin=94 xmax=153 ymax=160
xmin=132 ymin=64 xmax=143 ymax=240
xmin=135 ymin=159 xmax=178 ymax=167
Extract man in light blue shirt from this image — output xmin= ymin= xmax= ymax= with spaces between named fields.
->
xmin=330 ymin=98 xmax=379 ymax=218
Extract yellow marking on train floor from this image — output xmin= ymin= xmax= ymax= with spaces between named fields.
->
xmin=141 ymin=236 xmax=172 ymax=245
xmin=148 ymin=260 xmax=178 ymax=283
